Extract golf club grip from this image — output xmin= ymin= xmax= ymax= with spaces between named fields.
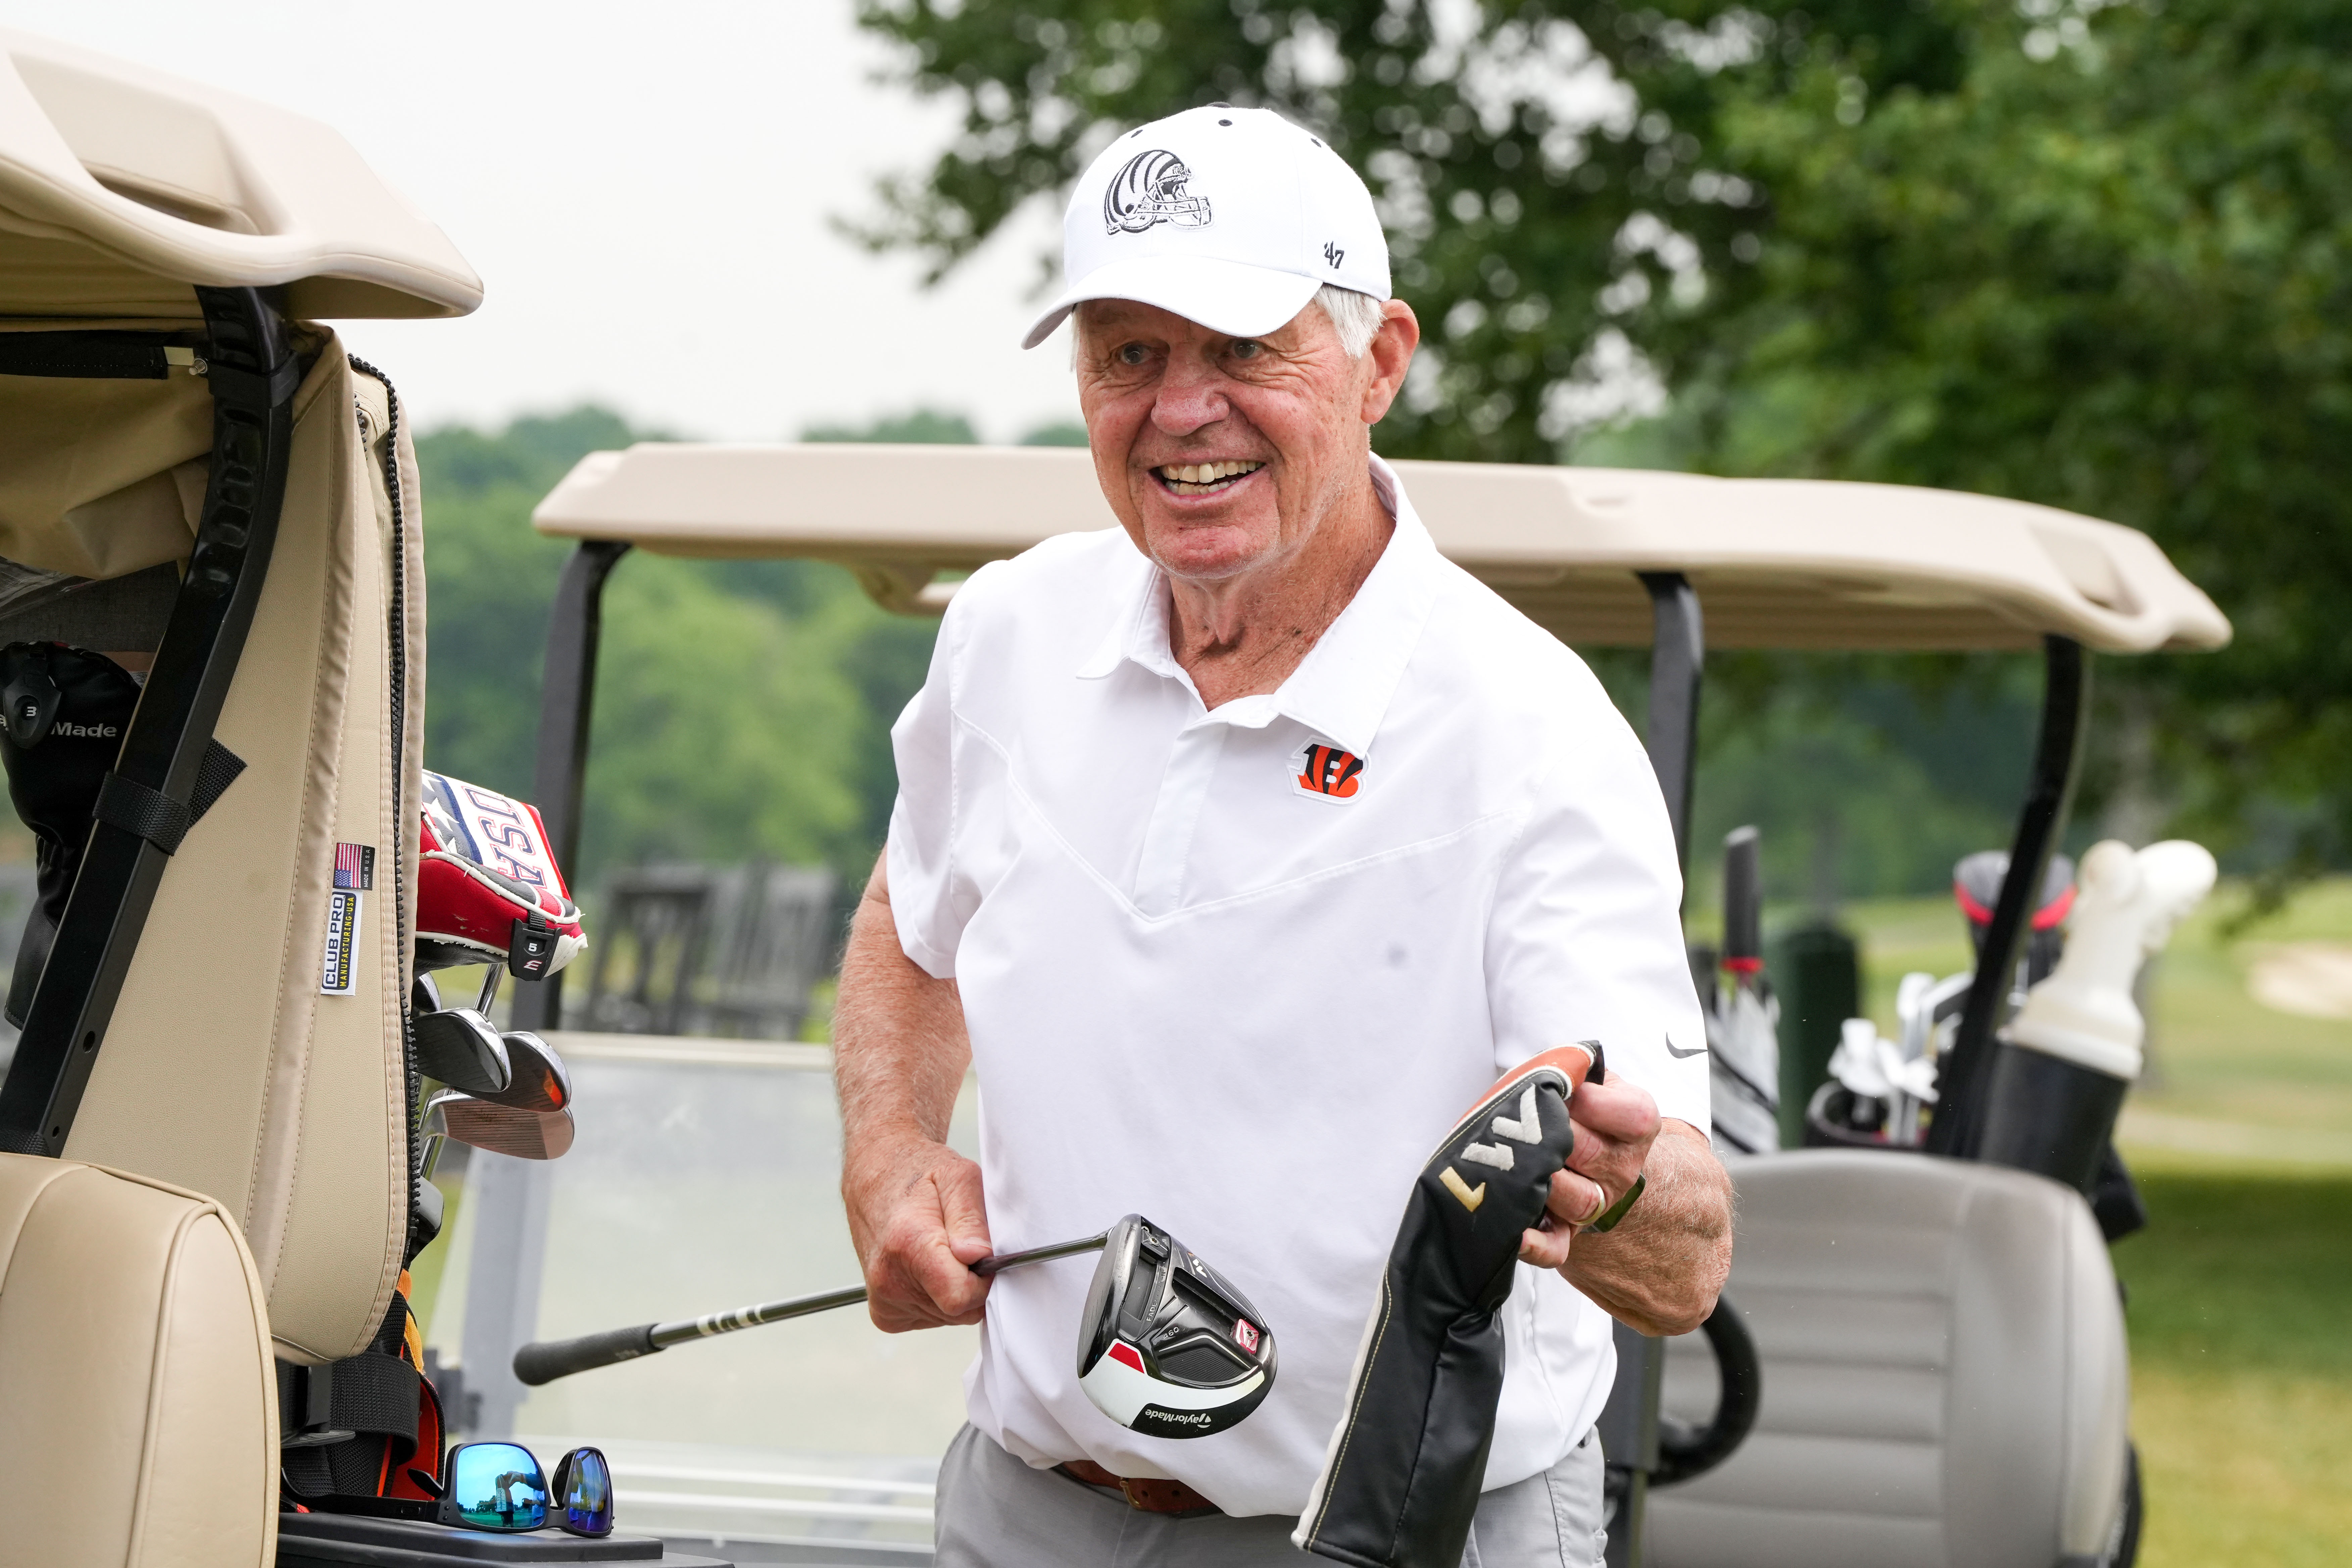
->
xmin=512 ymin=1323 xmax=662 ymax=1386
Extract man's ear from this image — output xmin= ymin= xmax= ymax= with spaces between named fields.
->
xmin=1360 ymin=300 xmax=1421 ymax=425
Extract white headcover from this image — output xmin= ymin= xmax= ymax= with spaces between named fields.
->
xmin=1022 ymin=104 xmax=1390 ymax=348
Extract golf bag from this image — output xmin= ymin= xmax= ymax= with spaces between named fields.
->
xmin=1295 ymin=1045 xmax=1592 ymax=1568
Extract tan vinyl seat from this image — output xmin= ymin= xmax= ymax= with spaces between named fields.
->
xmin=1648 ymin=1151 xmax=2129 ymax=1568
xmin=0 ymin=1153 xmax=278 ymax=1568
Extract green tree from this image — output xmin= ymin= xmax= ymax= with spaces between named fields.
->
xmin=850 ymin=0 xmax=2352 ymax=882
xmin=416 ymin=406 xmax=979 ymax=889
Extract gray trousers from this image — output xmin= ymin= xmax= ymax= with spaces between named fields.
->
xmin=934 ymin=1424 xmax=1607 ymax=1568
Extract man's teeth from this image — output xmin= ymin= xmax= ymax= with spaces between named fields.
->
xmin=1158 ymin=460 xmax=1264 ymax=493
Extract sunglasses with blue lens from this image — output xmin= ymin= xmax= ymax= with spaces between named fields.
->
xmin=438 ymin=1442 xmax=550 ymax=1531
xmin=550 ymin=1446 xmax=614 ymax=1537
xmin=340 ymin=1440 xmax=614 ymax=1537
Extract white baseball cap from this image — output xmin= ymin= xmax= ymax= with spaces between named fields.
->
xmin=1021 ymin=104 xmax=1391 ymax=350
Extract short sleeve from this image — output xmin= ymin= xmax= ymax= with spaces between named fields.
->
xmin=884 ymin=602 xmax=974 ymax=979
xmin=1484 ymin=691 xmax=1712 ymax=1136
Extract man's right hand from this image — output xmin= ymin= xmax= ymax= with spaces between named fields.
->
xmin=843 ymin=1130 xmax=994 ymax=1331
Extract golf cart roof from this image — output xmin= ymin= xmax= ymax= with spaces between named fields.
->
xmin=0 ymin=29 xmax=481 ymax=320
xmin=534 ymin=444 xmax=2228 ymax=654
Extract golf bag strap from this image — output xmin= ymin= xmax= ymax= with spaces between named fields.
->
xmin=277 ymin=1352 xmax=423 ymax=1448
xmin=277 ymin=1352 xmax=424 ymax=1500
xmin=92 ymin=739 xmax=246 ymax=854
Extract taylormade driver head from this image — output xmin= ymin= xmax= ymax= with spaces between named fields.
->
xmin=415 ymin=1008 xmax=511 ymax=1096
xmin=1076 ymin=1214 xmax=1275 ymax=1438
xmin=424 ymin=1087 xmax=575 ymax=1160
xmin=477 ymin=1030 xmax=572 ymax=1113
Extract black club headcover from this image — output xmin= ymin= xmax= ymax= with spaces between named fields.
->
xmin=0 ymin=643 xmax=141 ymax=1028
xmin=1295 ymin=1044 xmax=1597 ymax=1568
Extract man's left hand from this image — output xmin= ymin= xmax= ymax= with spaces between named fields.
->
xmin=1518 ymin=1073 xmax=1660 ymax=1270
xmin=1515 ymin=1079 xmax=1733 ymax=1337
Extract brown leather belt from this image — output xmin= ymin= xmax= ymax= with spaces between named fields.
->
xmin=1057 ymin=1459 xmax=1220 ymax=1515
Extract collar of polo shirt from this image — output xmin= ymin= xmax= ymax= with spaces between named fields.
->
xmin=1076 ymin=456 xmax=1438 ymax=756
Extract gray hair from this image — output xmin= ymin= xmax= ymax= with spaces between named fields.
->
xmin=1314 ymin=284 xmax=1386 ymax=359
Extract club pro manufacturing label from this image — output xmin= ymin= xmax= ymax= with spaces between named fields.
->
xmin=321 ymin=889 xmax=363 ymax=996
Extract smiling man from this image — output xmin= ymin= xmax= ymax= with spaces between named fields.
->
xmin=833 ymin=105 xmax=1733 ymax=1567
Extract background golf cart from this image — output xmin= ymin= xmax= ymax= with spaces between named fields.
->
xmin=437 ymin=443 xmax=2223 ymax=1565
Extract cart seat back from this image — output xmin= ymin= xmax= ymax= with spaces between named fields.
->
xmin=1648 ymin=1150 xmax=2129 ymax=1568
xmin=0 ymin=1152 xmax=278 ymax=1567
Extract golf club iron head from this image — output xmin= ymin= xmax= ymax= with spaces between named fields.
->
xmin=414 ymin=1007 xmax=512 ymax=1096
xmin=424 ymin=1087 xmax=575 ymax=1161
xmin=1076 ymin=1214 xmax=1276 ymax=1438
xmin=476 ymin=1029 xmax=572 ymax=1113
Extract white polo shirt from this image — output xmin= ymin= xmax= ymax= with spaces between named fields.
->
xmin=886 ymin=456 xmax=1709 ymax=1517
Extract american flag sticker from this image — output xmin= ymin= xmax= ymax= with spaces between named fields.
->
xmin=334 ymin=843 xmax=375 ymax=890
xmin=321 ymin=890 xmax=362 ymax=996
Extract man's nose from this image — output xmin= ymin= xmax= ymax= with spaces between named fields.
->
xmin=1150 ymin=359 xmax=1232 ymax=437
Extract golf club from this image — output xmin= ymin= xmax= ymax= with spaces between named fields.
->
xmin=511 ymin=1214 xmax=1276 ymax=1437
xmin=475 ymin=1029 xmax=571 ymax=1113
xmin=414 ymin=1006 xmax=512 ymax=1096
xmin=422 ymin=1086 xmax=575 ymax=1172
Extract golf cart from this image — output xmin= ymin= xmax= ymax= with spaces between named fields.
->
xmin=0 ymin=31 xmax=703 ymax=1568
xmin=0 ymin=22 xmax=477 ymax=1566
xmin=505 ymin=442 xmax=2225 ymax=1566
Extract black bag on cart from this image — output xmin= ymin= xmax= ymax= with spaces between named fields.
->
xmin=0 ymin=641 xmax=144 ymax=1024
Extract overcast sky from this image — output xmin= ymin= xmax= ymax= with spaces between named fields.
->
xmin=0 ymin=1 xmax=1083 ymax=441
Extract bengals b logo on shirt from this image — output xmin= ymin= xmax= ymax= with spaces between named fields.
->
xmin=1294 ymin=741 xmax=1365 ymax=801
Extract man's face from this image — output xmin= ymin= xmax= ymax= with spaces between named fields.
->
xmin=1074 ymin=296 xmax=1416 ymax=585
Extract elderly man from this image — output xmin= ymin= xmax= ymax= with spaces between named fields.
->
xmin=835 ymin=105 xmax=1733 ymax=1567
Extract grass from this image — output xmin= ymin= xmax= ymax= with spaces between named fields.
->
xmin=1825 ymin=882 xmax=2352 ymax=1566
xmin=2113 ymin=1152 xmax=2352 ymax=1567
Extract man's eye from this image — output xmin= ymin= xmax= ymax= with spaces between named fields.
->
xmin=1230 ymin=340 xmax=1263 ymax=360
xmin=1118 ymin=343 xmax=1149 ymax=366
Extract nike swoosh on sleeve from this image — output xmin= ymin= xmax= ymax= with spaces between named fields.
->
xmin=1664 ymin=1033 xmax=1708 ymax=1060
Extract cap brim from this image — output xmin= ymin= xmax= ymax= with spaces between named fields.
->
xmin=1021 ymin=255 xmax=1324 ymax=350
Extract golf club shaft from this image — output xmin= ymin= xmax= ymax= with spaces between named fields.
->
xmin=511 ymin=1231 xmax=1110 ymax=1386
xmin=972 ymin=1231 xmax=1107 ymax=1275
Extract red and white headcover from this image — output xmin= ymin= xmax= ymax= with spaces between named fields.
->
xmin=416 ymin=770 xmax=586 ymax=978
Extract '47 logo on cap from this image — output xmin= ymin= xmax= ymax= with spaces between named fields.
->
xmin=1293 ymin=741 xmax=1365 ymax=801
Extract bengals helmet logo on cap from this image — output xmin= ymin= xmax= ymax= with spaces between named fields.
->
xmin=1104 ymin=149 xmax=1213 ymax=235
xmin=1294 ymin=742 xmax=1364 ymax=801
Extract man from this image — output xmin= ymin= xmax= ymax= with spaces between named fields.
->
xmin=835 ymin=104 xmax=1733 ymax=1566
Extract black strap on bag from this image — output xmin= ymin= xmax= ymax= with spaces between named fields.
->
xmin=279 ymin=1295 xmax=428 ymax=1500
xmin=0 ymin=288 xmax=299 ymax=1156
xmin=92 ymin=739 xmax=246 ymax=853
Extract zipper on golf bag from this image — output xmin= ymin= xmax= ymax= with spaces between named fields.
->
xmin=279 ymin=359 xmax=448 ymax=1506
xmin=347 ymin=355 xmax=427 ymax=1266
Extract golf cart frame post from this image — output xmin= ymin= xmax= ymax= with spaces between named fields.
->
xmin=521 ymin=444 xmax=2226 ymax=1562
